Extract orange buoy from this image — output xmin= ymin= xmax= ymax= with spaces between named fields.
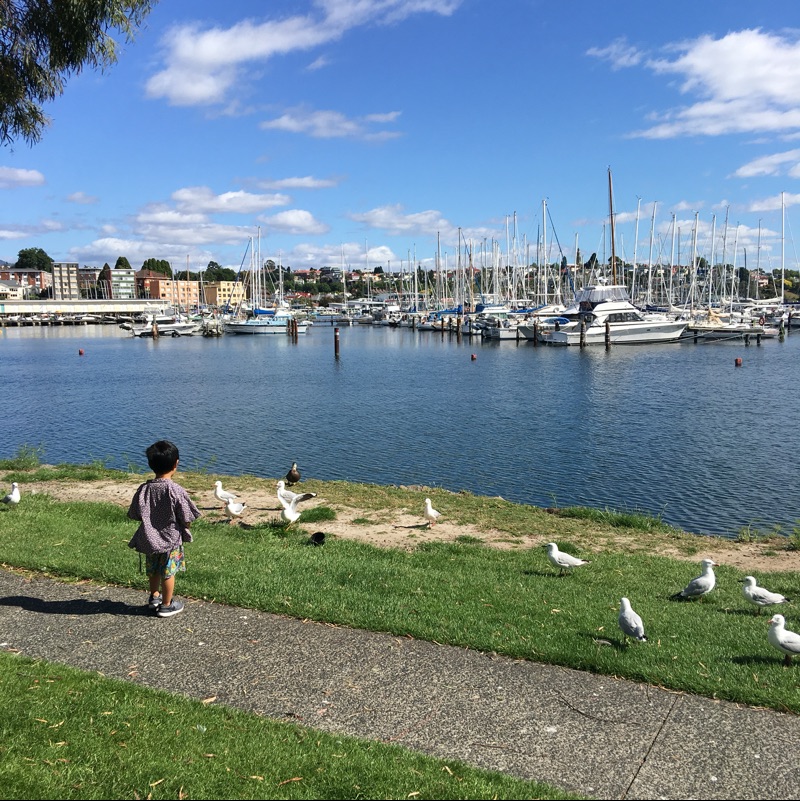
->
xmin=735 ymin=357 xmax=743 ymax=367
xmin=471 ymin=353 xmax=477 ymax=361
xmin=78 ymin=349 xmax=85 ymax=356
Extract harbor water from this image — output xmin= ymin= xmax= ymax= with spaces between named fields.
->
xmin=1 ymin=322 xmax=796 ymax=539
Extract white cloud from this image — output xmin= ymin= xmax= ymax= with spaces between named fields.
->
xmin=586 ymin=37 xmax=644 ymax=70
xmin=172 ymin=186 xmax=290 ymax=213
xmin=624 ymin=29 xmax=800 ymax=139
xmin=734 ymin=149 xmax=800 ymax=178
xmin=258 ymin=176 xmax=339 ymax=189
xmin=67 ymin=191 xmax=98 ymax=205
xmin=306 ymin=55 xmax=330 ymax=71
xmin=748 ymin=192 xmax=800 ymax=212
xmin=260 ymin=107 xmax=401 ymax=140
xmin=146 ymin=2 xmax=462 ymax=107
xmin=0 ymin=167 xmax=45 ymax=189
xmin=259 ymin=209 xmax=329 ymax=235
xmin=350 ymin=204 xmax=454 ymax=236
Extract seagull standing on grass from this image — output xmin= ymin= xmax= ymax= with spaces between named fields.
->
xmin=742 ymin=576 xmax=790 ymax=615
xmin=224 ymin=498 xmax=246 ymax=524
xmin=280 ymin=492 xmax=317 ymax=524
xmin=768 ymin=614 xmax=800 ymax=665
xmin=1 ymin=482 xmax=20 ymax=506
xmin=213 ymin=480 xmax=239 ymax=510
xmin=544 ymin=542 xmax=590 ymax=575
xmin=618 ymin=597 xmax=647 ymax=644
xmin=277 ymin=480 xmax=316 ymax=511
xmin=424 ymin=498 xmax=441 ymax=528
xmin=670 ymin=558 xmax=716 ymax=600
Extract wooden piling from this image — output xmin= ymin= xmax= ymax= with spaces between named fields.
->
xmin=334 ymin=326 xmax=340 ymax=358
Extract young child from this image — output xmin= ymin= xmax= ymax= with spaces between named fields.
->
xmin=128 ymin=440 xmax=200 ymax=618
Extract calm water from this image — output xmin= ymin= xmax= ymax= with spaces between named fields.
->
xmin=1 ymin=322 xmax=797 ymax=539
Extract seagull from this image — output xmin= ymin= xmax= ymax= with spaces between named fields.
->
xmin=213 ymin=480 xmax=238 ymax=510
xmin=285 ymin=462 xmax=301 ymax=485
xmin=277 ymin=479 xmax=316 ymax=511
xmin=224 ymin=498 xmax=246 ymax=524
xmin=544 ymin=542 xmax=589 ymax=575
xmin=1 ymin=482 xmax=20 ymax=505
xmin=670 ymin=558 xmax=716 ymax=600
xmin=618 ymin=597 xmax=647 ymax=643
xmin=424 ymin=498 xmax=441 ymax=528
xmin=742 ymin=576 xmax=790 ymax=615
xmin=280 ymin=492 xmax=316 ymax=524
xmin=768 ymin=613 xmax=800 ymax=665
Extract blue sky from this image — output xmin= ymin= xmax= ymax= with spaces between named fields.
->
xmin=3 ymin=0 xmax=800 ymax=276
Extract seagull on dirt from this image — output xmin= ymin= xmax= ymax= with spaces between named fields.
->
xmin=742 ymin=576 xmax=790 ymax=615
xmin=213 ymin=480 xmax=239 ymax=510
xmin=618 ymin=597 xmax=647 ymax=644
xmin=1 ymin=482 xmax=20 ymax=506
xmin=424 ymin=498 xmax=441 ymax=528
xmin=670 ymin=558 xmax=716 ymax=601
xmin=277 ymin=479 xmax=316 ymax=511
xmin=544 ymin=542 xmax=589 ymax=575
xmin=768 ymin=614 xmax=800 ymax=665
xmin=285 ymin=462 xmax=301 ymax=485
xmin=280 ymin=492 xmax=317 ymax=524
xmin=224 ymin=497 xmax=246 ymax=524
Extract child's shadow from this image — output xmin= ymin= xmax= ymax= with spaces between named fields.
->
xmin=0 ymin=595 xmax=144 ymax=616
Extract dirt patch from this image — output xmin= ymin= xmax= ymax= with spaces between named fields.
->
xmin=24 ymin=478 xmax=800 ymax=574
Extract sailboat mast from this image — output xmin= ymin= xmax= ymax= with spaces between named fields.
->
xmin=608 ymin=169 xmax=617 ymax=284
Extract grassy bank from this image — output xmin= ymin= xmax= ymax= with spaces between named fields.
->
xmin=0 ymin=463 xmax=798 ymax=713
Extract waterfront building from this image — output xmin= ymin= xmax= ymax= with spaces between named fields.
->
xmin=52 ymin=262 xmax=80 ymax=300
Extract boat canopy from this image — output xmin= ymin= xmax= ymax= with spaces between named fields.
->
xmin=574 ymin=284 xmax=631 ymax=305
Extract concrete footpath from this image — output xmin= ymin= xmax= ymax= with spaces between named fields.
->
xmin=1 ymin=567 xmax=799 ymax=800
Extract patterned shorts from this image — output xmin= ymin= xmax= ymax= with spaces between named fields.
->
xmin=145 ymin=546 xmax=185 ymax=578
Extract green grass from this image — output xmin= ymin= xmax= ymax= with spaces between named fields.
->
xmin=1 ymin=489 xmax=799 ymax=715
xmin=0 ymin=652 xmax=577 ymax=801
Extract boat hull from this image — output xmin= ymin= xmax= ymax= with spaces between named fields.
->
xmin=541 ymin=320 xmax=687 ymax=346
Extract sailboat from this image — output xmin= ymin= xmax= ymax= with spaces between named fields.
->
xmin=224 ymin=232 xmax=308 ymax=336
xmin=537 ymin=170 xmax=687 ymax=346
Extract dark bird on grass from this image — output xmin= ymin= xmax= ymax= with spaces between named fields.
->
xmin=670 ymin=558 xmax=716 ymax=601
xmin=1 ymin=482 xmax=20 ymax=506
xmin=768 ymin=614 xmax=800 ymax=665
xmin=742 ymin=576 xmax=790 ymax=614
xmin=285 ymin=462 xmax=301 ymax=485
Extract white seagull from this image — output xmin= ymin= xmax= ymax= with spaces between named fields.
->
xmin=224 ymin=498 xmax=246 ymax=524
xmin=670 ymin=558 xmax=716 ymax=600
xmin=214 ymin=480 xmax=239 ymax=510
xmin=280 ymin=491 xmax=317 ymax=524
xmin=276 ymin=480 xmax=316 ymax=511
xmin=742 ymin=576 xmax=790 ymax=615
xmin=424 ymin=498 xmax=441 ymax=528
xmin=768 ymin=614 xmax=800 ymax=665
xmin=618 ymin=597 xmax=647 ymax=643
xmin=1 ymin=482 xmax=20 ymax=505
xmin=544 ymin=542 xmax=590 ymax=575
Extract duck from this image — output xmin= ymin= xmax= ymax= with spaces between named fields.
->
xmin=285 ymin=462 xmax=301 ymax=485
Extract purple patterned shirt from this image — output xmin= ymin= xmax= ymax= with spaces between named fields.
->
xmin=127 ymin=478 xmax=200 ymax=555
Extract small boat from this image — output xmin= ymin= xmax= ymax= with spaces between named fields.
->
xmin=224 ymin=309 xmax=307 ymax=335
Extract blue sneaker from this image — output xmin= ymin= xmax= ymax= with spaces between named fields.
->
xmin=157 ymin=599 xmax=184 ymax=618
xmin=147 ymin=593 xmax=162 ymax=611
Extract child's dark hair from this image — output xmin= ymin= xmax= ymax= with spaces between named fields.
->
xmin=146 ymin=440 xmax=179 ymax=475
